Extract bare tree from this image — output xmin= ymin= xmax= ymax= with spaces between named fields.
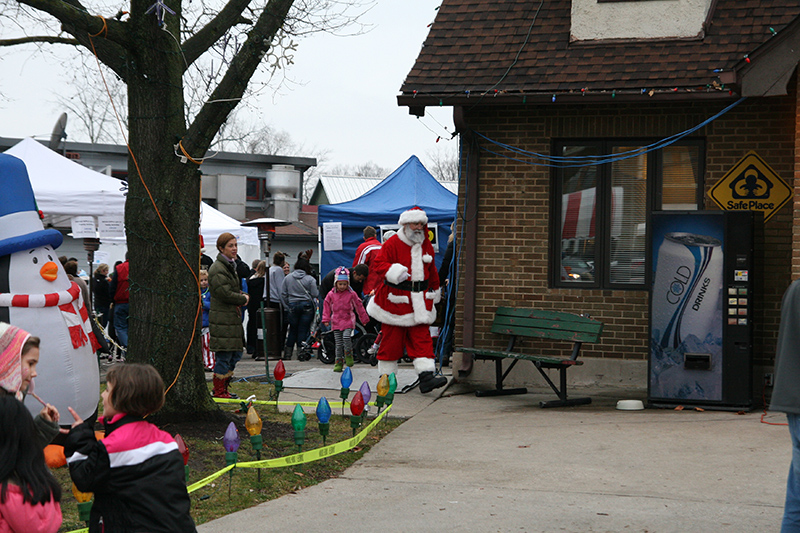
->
xmin=424 ymin=143 xmax=459 ymax=182
xmin=55 ymin=57 xmax=128 ymax=144
xmin=326 ymin=161 xmax=390 ymax=178
xmin=0 ymin=0 xmax=368 ymax=419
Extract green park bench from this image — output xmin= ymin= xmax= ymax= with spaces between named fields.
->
xmin=459 ymin=307 xmax=604 ymax=408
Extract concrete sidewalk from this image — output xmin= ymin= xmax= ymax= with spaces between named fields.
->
xmin=197 ymin=364 xmax=791 ymax=533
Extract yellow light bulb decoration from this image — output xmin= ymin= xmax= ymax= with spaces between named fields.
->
xmin=245 ymin=405 xmax=263 ymax=436
xmin=72 ymin=482 xmax=92 ymax=503
xmin=377 ymin=374 xmax=390 ymax=396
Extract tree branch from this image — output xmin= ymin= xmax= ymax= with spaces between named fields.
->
xmin=15 ymin=0 xmax=130 ymax=48
xmin=0 ymin=35 xmax=79 ymax=46
xmin=13 ymin=0 xmax=132 ymax=79
xmin=181 ymin=0 xmax=253 ymax=69
xmin=183 ymin=0 xmax=295 ymax=155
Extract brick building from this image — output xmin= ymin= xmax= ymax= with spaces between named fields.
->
xmin=398 ymin=0 xmax=800 ymax=398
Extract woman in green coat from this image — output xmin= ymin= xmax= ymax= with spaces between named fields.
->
xmin=208 ymin=232 xmax=249 ymax=398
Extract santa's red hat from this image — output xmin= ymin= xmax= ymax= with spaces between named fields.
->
xmin=397 ymin=207 xmax=428 ymax=226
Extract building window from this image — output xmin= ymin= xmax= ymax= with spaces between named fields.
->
xmin=246 ymin=177 xmax=262 ymax=200
xmin=553 ymin=139 xmax=703 ymax=289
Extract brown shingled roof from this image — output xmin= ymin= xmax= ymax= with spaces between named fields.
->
xmin=399 ymin=0 xmax=800 ymax=105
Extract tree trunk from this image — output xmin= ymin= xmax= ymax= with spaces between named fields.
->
xmin=125 ymin=4 xmax=218 ymax=419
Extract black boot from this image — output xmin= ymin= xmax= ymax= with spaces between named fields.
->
xmin=418 ymin=371 xmax=447 ymax=393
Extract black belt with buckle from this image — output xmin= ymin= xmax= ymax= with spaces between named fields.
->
xmin=385 ymin=279 xmax=429 ymax=292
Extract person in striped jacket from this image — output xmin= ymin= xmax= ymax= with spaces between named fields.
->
xmin=353 ymin=226 xmax=383 ymax=295
xmin=64 ymin=364 xmax=196 ymax=532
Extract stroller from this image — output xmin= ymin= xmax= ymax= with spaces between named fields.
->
xmin=299 ymin=294 xmax=378 ymax=365
xmin=297 ymin=298 xmax=324 ymax=362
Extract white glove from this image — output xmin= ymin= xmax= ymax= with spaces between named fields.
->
xmin=398 ymin=271 xmax=410 ymax=282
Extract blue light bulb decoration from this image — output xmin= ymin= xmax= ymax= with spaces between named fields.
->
xmin=339 ymin=366 xmax=353 ymax=411
xmin=316 ymin=397 xmax=332 ymax=424
xmin=316 ymin=396 xmax=332 ymax=445
xmin=341 ymin=366 xmax=353 ymax=388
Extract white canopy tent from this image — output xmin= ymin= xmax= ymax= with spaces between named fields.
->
xmin=4 ymin=138 xmax=259 ymax=264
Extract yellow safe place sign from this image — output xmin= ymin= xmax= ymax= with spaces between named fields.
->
xmin=709 ymin=151 xmax=791 ymax=223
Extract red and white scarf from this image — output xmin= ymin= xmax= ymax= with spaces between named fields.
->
xmin=0 ymin=282 xmax=101 ymax=352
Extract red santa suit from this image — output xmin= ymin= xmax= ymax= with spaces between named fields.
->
xmin=367 ymin=208 xmax=442 ymax=366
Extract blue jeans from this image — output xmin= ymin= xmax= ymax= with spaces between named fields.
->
xmin=214 ymin=351 xmax=242 ymax=375
xmin=783 ymin=414 xmax=800 ymax=532
xmin=286 ymin=300 xmax=315 ymax=350
xmin=114 ymin=303 xmax=129 ymax=347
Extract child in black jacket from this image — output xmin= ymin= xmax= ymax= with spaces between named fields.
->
xmin=64 ymin=364 xmax=196 ymax=532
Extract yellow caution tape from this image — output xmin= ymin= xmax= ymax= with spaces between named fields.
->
xmin=235 ymin=404 xmax=391 ymax=470
xmin=213 ymin=398 xmax=378 ymax=408
xmin=187 ymin=464 xmax=235 ymax=493
xmin=66 ymin=404 xmax=391 ymax=533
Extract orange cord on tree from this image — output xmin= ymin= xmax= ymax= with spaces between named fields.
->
xmin=88 ymin=30 xmax=202 ymax=396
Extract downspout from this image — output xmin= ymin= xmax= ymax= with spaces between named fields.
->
xmin=453 ymin=106 xmax=479 ymax=378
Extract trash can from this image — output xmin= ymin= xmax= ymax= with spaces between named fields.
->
xmin=256 ymin=307 xmax=281 ymax=359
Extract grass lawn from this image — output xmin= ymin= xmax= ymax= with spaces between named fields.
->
xmin=54 ymin=380 xmax=402 ymax=532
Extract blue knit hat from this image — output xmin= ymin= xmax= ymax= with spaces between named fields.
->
xmin=0 ymin=154 xmax=63 ymax=257
xmin=335 ymin=266 xmax=349 ymax=282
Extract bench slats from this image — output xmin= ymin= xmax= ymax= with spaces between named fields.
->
xmin=491 ymin=320 xmax=601 ymax=343
xmin=491 ymin=307 xmax=603 ymax=343
xmin=460 ymin=347 xmax=584 ymax=366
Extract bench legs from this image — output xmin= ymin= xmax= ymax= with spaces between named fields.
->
xmin=534 ymin=362 xmax=591 ymax=408
xmin=474 ymin=357 xmax=592 ymax=407
xmin=474 ymin=358 xmax=527 ymax=397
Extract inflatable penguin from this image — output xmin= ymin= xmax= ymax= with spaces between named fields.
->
xmin=0 ymin=153 xmax=100 ymax=421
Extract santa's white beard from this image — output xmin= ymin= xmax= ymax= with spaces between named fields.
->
xmin=404 ymin=226 xmax=425 ymax=243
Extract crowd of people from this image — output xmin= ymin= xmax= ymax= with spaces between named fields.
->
xmin=197 ymin=208 xmax=454 ymax=399
xmin=0 ymin=207 xmax=458 ymax=531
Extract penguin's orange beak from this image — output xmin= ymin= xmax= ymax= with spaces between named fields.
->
xmin=40 ymin=261 xmax=59 ymax=282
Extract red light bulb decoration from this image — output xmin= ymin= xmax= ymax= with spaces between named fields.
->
xmin=349 ymin=391 xmax=365 ymax=436
xmin=175 ymin=434 xmax=190 ymax=483
xmin=273 ymin=360 xmax=285 ymax=400
xmin=274 ymin=359 xmax=286 ymax=380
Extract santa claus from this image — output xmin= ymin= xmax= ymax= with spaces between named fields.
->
xmin=366 ymin=207 xmax=448 ymax=393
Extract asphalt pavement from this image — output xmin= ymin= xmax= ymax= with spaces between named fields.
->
xmin=196 ymin=355 xmax=791 ymax=533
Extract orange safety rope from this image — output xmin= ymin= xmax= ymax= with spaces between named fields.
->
xmin=87 ymin=28 xmax=202 ymax=396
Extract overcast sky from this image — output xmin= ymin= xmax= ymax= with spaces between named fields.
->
xmin=0 ymin=1 xmax=456 ymax=172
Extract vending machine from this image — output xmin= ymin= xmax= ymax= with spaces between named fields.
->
xmin=648 ymin=210 xmax=759 ymax=410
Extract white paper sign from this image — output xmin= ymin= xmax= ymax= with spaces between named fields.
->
xmin=93 ymin=251 xmax=110 ymax=265
xmin=71 ymin=216 xmax=97 ymax=238
xmin=323 ymin=222 xmax=343 ymax=251
xmin=98 ymin=216 xmax=126 ymax=238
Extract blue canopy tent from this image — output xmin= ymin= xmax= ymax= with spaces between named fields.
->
xmin=318 ymin=155 xmax=457 ymax=277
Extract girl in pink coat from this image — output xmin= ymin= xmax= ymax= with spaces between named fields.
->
xmin=322 ymin=267 xmax=369 ymax=372
xmin=0 ymin=395 xmax=62 ymax=533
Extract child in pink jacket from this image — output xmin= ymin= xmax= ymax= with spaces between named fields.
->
xmin=0 ymin=395 xmax=62 ymax=533
xmin=322 ymin=267 xmax=369 ymax=372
